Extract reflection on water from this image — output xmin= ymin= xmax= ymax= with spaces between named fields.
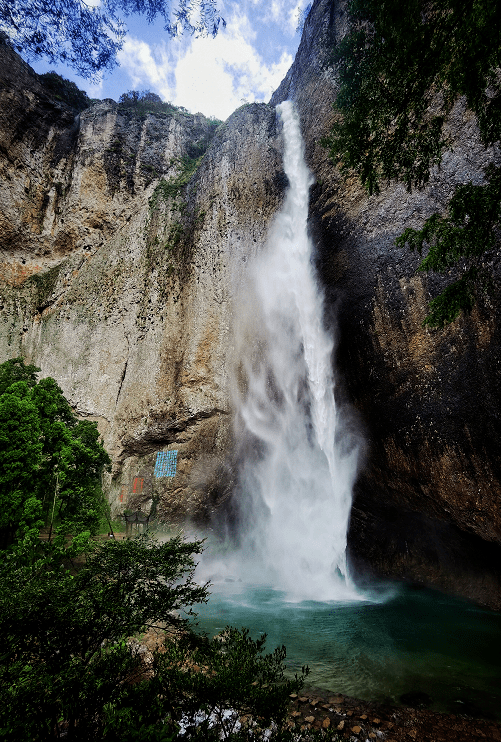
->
xmin=192 ymin=580 xmax=501 ymax=720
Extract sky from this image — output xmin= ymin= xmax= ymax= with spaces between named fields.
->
xmin=29 ymin=0 xmax=310 ymax=121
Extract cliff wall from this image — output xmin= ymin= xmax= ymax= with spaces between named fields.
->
xmin=272 ymin=0 xmax=501 ymax=607
xmin=1 ymin=0 xmax=500 ymax=608
xmin=0 ymin=40 xmax=284 ymax=522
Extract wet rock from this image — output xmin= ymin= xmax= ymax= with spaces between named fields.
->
xmin=400 ymin=691 xmax=433 ymax=708
xmin=329 ymin=696 xmax=344 ymax=704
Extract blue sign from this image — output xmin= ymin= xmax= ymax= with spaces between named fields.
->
xmin=154 ymin=450 xmax=178 ymax=478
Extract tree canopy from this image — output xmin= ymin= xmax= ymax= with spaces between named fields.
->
xmin=324 ymin=0 xmax=501 ymax=327
xmin=0 ymin=358 xmax=110 ymax=546
xmin=0 ymin=0 xmax=225 ymax=80
xmin=0 ymin=357 xmax=307 ymax=741
xmin=38 ymin=70 xmax=91 ymax=111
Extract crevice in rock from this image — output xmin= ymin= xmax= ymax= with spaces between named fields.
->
xmin=119 ymin=407 xmax=230 ymax=459
xmin=115 ymin=339 xmax=130 ymax=407
xmin=36 ymin=290 xmax=65 ymax=314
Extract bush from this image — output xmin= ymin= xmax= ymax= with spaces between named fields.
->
xmin=0 ymin=533 xmax=307 ymax=740
xmin=38 ymin=71 xmax=91 ymax=112
xmin=118 ymin=90 xmax=179 ymax=116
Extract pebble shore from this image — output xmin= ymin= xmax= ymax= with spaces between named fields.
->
xmin=284 ymin=687 xmax=501 ymax=742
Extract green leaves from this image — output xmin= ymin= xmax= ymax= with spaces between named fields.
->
xmin=0 ymin=533 xmax=209 ymax=740
xmin=1 ymin=0 xmax=225 ymax=80
xmin=397 ymin=165 xmax=501 ymax=325
xmin=0 ymin=532 xmax=305 ymax=740
xmin=0 ymin=359 xmax=110 ymax=544
xmin=0 ymin=382 xmax=43 ymax=541
xmin=326 ymin=0 xmax=501 ymax=325
xmin=0 ymin=358 xmax=306 ymax=739
xmin=153 ymin=626 xmax=307 ymax=740
xmin=326 ymin=0 xmax=450 ymax=194
xmin=330 ymin=0 xmax=501 ymax=193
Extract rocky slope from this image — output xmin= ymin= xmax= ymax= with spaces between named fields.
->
xmin=1 ymin=0 xmax=500 ymax=607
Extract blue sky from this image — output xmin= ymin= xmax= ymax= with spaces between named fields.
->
xmin=29 ymin=0 xmax=309 ymax=120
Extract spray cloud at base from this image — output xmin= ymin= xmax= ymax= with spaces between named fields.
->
xmin=198 ymin=101 xmax=363 ymax=602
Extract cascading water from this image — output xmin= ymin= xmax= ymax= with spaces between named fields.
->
xmin=218 ymin=100 xmax=361 ymax=601
xmin=191 ymin=105 xmax=501 ymax=714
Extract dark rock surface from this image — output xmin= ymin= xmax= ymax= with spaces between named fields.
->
xmin=287 ymin=688 xmax=501 ymax=741
xmin=270 ymin=0 xmax=501 ymax=608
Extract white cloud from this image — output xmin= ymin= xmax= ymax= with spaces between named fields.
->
xmin=116 ymin=11 xmax=293 ymax=120
xmin=117 ymin=38 xmax=174 ymax=101
xmin=173 ymin=14 xmax=291 ymax=117
xmin=258 ymin=0 xmax=307 ymax=35
xmin=86 ymin=78 xmax=105 ymax=99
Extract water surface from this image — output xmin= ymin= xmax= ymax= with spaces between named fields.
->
xmin=193 ymin=580 xmax=501 ymax=720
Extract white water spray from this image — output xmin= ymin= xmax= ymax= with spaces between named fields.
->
xmin=206 ymin=102 xmax=360 ymax=601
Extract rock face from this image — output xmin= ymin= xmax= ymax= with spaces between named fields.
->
xmin=271 ymin=0 xmax=501 ymax=607
xmin=0 ymin=39 xmax=284 ymax=522
xmin=1 ymin=0 xmax=501 ymax=607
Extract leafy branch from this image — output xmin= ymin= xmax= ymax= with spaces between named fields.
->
xmin=325 ymin=0 xmax=501 ymax=326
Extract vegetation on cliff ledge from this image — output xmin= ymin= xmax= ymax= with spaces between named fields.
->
xmin=38 ymin=71 xmax=91 ymax=112
xmin=325 ymin=0 xmax=501 ymax=327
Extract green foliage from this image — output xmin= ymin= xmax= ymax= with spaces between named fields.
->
xmin=0 ymin=0 xmax=225 ymax=80
xmin=396 ymin=165 xmax=501 ymax=325
xmin=0 ymin=532 xmax=307 ymax=740
xmin=38 ymin=71 xmax=91 ymax=112
xmin=0 ymin=356 xmax=39 ymax=394
xmin=0 ymin=533 xmax=208 ymax=740
xmin=326 ymin=0 xmax=501 ymax=194
xmin=118 ymin=89 xmax=181 ymax=116
xmin=154 ymin=627 xmax=306 ymax=740
xmin=149 ymin=155 xmax=204 ymax=211
xmin=325 ymin=0 xmax=501 ymax=326
xmin=0 ymin=368 xmax=308 ymax=739
xmin=0 ymin=358 xmax=110 ymax=545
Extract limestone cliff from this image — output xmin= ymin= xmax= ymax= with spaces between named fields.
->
xmin=1 ymin=0 xmax=501 ymax=609
xmin=0 ymin=40 xmax=284 ymax=522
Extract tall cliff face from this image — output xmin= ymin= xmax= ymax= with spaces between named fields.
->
xmin=0 ymin=41 xmax=284 ymax=522
xmin=272 ymin=0 xmax=501 ymax=607
xmin=1 ymin=0 xmax=500 ymax=608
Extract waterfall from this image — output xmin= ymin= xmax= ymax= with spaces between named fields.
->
xmin=208 ymin=101 xmax=361 ymax=602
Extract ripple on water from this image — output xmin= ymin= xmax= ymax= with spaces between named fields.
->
xmin=193 ymin=581 xmax=501 ymax=721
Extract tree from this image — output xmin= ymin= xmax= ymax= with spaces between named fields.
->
xmin=0 ymin=533 xmax=306 ymax=740
xmin=0 ymin=358 xmax=110 ymax=545
xmin=324 ymin=0 xmax=501 ymax=327
xmin=0 ymin=533 xmax=207 ymax=740
xmin=38 ymin=70 xmax=91 ymax=111
xmin=0 ymin=0 xmax=225 ymax=81
xmin=0 ymin=357 xmax=307 ymax=740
